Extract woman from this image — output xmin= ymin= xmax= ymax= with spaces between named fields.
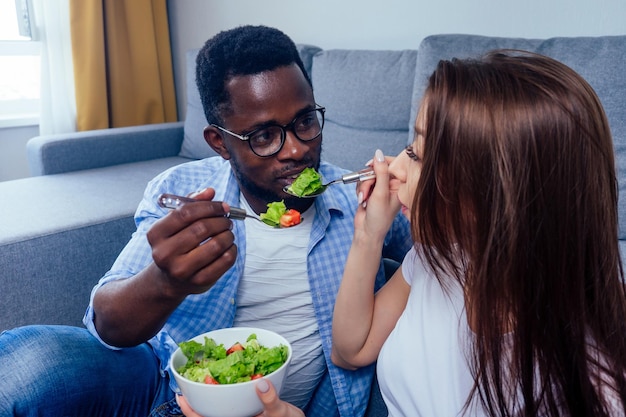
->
xmin=332 ymin=51 xmax=626 ymax=416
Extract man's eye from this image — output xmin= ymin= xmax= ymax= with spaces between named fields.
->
xmin=295 ymin=114 xmax=318 ymax=132
xmin=249 ymin=130 xmax=274 ymax=145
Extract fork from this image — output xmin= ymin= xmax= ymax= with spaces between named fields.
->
xmin=157 ymin=193 xmax=262 ymax=222
xmin=283 ymin=168 xmax=376 ymax=198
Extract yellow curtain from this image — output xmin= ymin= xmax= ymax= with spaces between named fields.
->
xmin=69 ymin=0 xmax=177 ymax=131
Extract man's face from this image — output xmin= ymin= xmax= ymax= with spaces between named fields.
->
xmin=206 ymin=64 xmax=321 ymax=214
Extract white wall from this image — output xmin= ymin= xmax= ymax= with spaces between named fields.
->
xmin=0 ymin=124 xmax=38 ymax=181
xmin=167 ymin=0 xmax=626 ymax=119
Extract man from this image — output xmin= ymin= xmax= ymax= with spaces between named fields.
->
xmin=0 ymin=25 xmax=411 ymax=417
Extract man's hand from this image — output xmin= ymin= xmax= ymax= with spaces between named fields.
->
xmin=92 ymin=188 xmax=238 ymax=347
xmin=175 ymin=379 xmax=305 ymax=417
xmin=147 ymin=188 xmax=237 ymax=297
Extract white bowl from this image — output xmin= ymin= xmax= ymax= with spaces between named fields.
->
xmin=170 ymin=327 xmax=292 ymax=417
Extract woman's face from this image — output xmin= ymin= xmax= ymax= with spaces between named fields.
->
xmin=389 ymin=104 xmax=425 ymax=221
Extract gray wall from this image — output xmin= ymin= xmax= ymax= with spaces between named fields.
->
xmin=167 ymin=0 xmax=626 ymax=120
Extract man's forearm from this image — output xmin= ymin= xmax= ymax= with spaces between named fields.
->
xmin=92 ymin=263 xmax=187 ymax=347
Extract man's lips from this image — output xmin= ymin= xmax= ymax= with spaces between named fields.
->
xmin=275 ymin=177 xmax=296 ymax=191
xmin=277 ymin=177 xmax=294 ymax=190
xmin=277 ymin=168 xmax=308 ymax=188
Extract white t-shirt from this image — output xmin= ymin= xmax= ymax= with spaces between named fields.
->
xmin=233 ymin=196 xmax=326 ymax=409
xmin=377 ymin=247 xmax=482 ymax=417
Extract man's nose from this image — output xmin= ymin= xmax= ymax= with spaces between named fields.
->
xmin=277 ymin=130 xmax=307 ymax=159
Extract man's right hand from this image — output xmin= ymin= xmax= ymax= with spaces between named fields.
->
xmin=147 ymin=187 xmax=237 ymax=296
xmin=92 ymin=187 xmax=237 ymax=347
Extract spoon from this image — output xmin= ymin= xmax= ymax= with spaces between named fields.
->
xmin=283 ymin=168 xmax=376 ymax=198
xmin=157 ymin=193 xmax=262 ymax=222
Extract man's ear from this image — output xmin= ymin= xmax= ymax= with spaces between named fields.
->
xmin=204 ymin=125 xmax=231 ymax=159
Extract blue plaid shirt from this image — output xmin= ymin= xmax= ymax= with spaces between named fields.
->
xmin=84 ymin=157 xmax=412 ymax=417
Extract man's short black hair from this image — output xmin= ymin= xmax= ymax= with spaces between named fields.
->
xmin=196 ymin=25 xmax=312 ymax=125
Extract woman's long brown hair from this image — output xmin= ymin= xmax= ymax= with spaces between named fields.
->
xmin=413 ymin=50 xmax=626 ymax=416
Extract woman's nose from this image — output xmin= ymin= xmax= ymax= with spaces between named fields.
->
xmin=388 ymin=151 xmax=404 ymax=178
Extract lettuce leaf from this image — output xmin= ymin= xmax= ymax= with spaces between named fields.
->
xmin=259 ymin=201 xmax=287 ymax=227
xmin=177 ymin=334 xmax=288 ymax=384
xmin=288 ymin=167 xmax=323 ymax=197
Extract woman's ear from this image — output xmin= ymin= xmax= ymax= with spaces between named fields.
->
xmin=204 ymin=125 xmax=231 ymax=159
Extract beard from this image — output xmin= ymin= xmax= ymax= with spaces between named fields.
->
xmin=228 ymin=151 xmax=321 ymax=214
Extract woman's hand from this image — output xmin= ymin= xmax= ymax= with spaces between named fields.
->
xmin=331 ymin=149 xmax=404 ymax=369
xmin=175 ymin=378 xmax=304 ymax=417
xmin=252 ymin=378 xmax=305 ymax=417
xmin=355 ymin=149 xmax=402 ymax=241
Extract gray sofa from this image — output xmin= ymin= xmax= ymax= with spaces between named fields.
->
xmin=2 ymin=33 xmax=625 ymax=335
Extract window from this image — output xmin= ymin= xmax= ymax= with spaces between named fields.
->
xmin=0 ymin=0 xmax=40 ymax=127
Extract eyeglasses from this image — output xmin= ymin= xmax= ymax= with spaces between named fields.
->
xmin=211 ymin=106 xmax=325 ymax=157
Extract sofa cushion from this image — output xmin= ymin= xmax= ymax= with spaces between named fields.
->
xmin=313 ymin=49 xmax=417 ymax=171
xmin=410 ymin=34 xmax=543 ymax=128
xmin=0 ymin=156 xmax=188 ymax=331
xmin=0 ymin=218 xmax=135 ymax=330
xmin=179 ymin=49 xmax=214 ymax=160
xmin=409 ymin=34 xmax=626 ymax=239
xmin=179 ymin=44 xmax=322 ymax=160
xmin=0 ymin=157 xmax=188 ymax=246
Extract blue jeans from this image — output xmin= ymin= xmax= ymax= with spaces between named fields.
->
xmin=0 ymin=325 xmax=180 ymax=417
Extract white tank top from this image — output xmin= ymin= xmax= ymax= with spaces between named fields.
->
xmin=233 ymin=195 xmax=326 ymax=409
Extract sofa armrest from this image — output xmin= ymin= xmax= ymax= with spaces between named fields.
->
xmin=27 ymin=121 xmax=185 ymax=175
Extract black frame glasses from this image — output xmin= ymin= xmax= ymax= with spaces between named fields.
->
xmin=211 ymin=105 xmax=325 ymax=157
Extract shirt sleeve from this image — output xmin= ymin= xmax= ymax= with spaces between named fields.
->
xmin=401 ymin=246 xmax=418 ymax=286
xmin=82 ymin=179 xmax=169 ymax=347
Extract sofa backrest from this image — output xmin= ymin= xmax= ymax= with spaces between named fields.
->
xmin=178 ymin=35 xmax=626 ymax=243
xmin=410 ymin=34 xmax=626 ymax=243
xmin=178 ymin=45 xmax=417 ymax=172
xmin=312 ymin=49 xmax=417 ymax=171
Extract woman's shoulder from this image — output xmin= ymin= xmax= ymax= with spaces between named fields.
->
xmin=401 ymin=246 xmax=425 ymax=286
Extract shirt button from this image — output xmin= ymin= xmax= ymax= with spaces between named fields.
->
xmin=230 ymin=298 xmax=235 ymax=305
